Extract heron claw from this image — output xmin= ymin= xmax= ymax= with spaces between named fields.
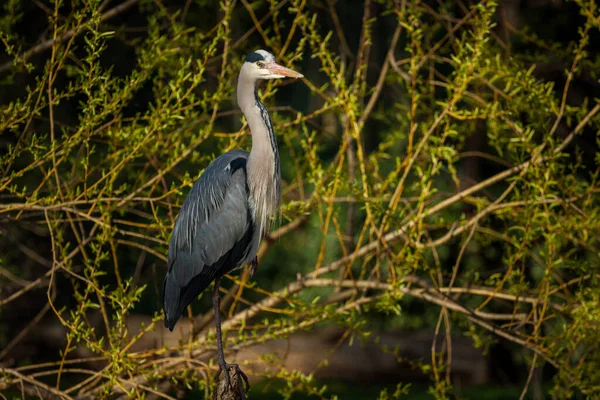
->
xmin=217 ymin=362 xmax=250 ymax=393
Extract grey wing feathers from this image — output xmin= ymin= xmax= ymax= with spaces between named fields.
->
xmin=163 ymin=149 xmax=251 ymax=330
xmin=168 ymin=149 xmax=249 ymax=268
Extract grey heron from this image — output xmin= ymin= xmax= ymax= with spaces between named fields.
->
xmin=162 ymin=49 xmax=303 ymax=391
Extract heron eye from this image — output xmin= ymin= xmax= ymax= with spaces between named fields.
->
xmin=257 ymin=61 xmax=265 ymax=68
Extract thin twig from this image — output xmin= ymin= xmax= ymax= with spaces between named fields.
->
xmin=0 ymin=0 xmax=140 ymax=74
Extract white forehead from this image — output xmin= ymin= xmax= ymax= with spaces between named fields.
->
xmin=255 ymin=49 xmax=275 ymax=62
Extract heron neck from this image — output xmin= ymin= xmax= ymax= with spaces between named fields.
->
xmin=237 ymin=78 xmax=281 ymax=234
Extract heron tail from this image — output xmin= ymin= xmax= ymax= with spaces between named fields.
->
xmin=162 ymin=271 xmax=180 ymax=332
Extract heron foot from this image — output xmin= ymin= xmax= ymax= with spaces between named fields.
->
xmin=249 ymin=256 xmax=258 ymax=278
xmin=216 ymin=362 xmax=250 ymax=394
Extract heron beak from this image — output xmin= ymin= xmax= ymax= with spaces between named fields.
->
xmin=267 ymin=62 xmax=303 ymax=79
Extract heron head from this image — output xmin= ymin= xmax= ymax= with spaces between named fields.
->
xmin=242 ymin=50 xmax=303 ymax=81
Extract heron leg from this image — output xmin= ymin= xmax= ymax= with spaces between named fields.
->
xmin=212 ymin=276 xmax=250 ymax=393
xmin=249 ymin=256 xmax=258 ymax=278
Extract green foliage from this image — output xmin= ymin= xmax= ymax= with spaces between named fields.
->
xmin=1 ymin=0 xmax=599 ymax=399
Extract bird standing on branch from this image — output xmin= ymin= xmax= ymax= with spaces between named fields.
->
xmin=162 ymin=50 xmax=303 ymax=394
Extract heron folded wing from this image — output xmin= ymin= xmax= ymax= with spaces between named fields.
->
xmin=168 ymin=149 xmax=250 ymax=284
xmin=163 ymin=150 xmax=252 ymax=329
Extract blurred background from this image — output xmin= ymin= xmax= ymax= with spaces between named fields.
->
xmin=1 ymin=0 xmax=599 ymax=398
